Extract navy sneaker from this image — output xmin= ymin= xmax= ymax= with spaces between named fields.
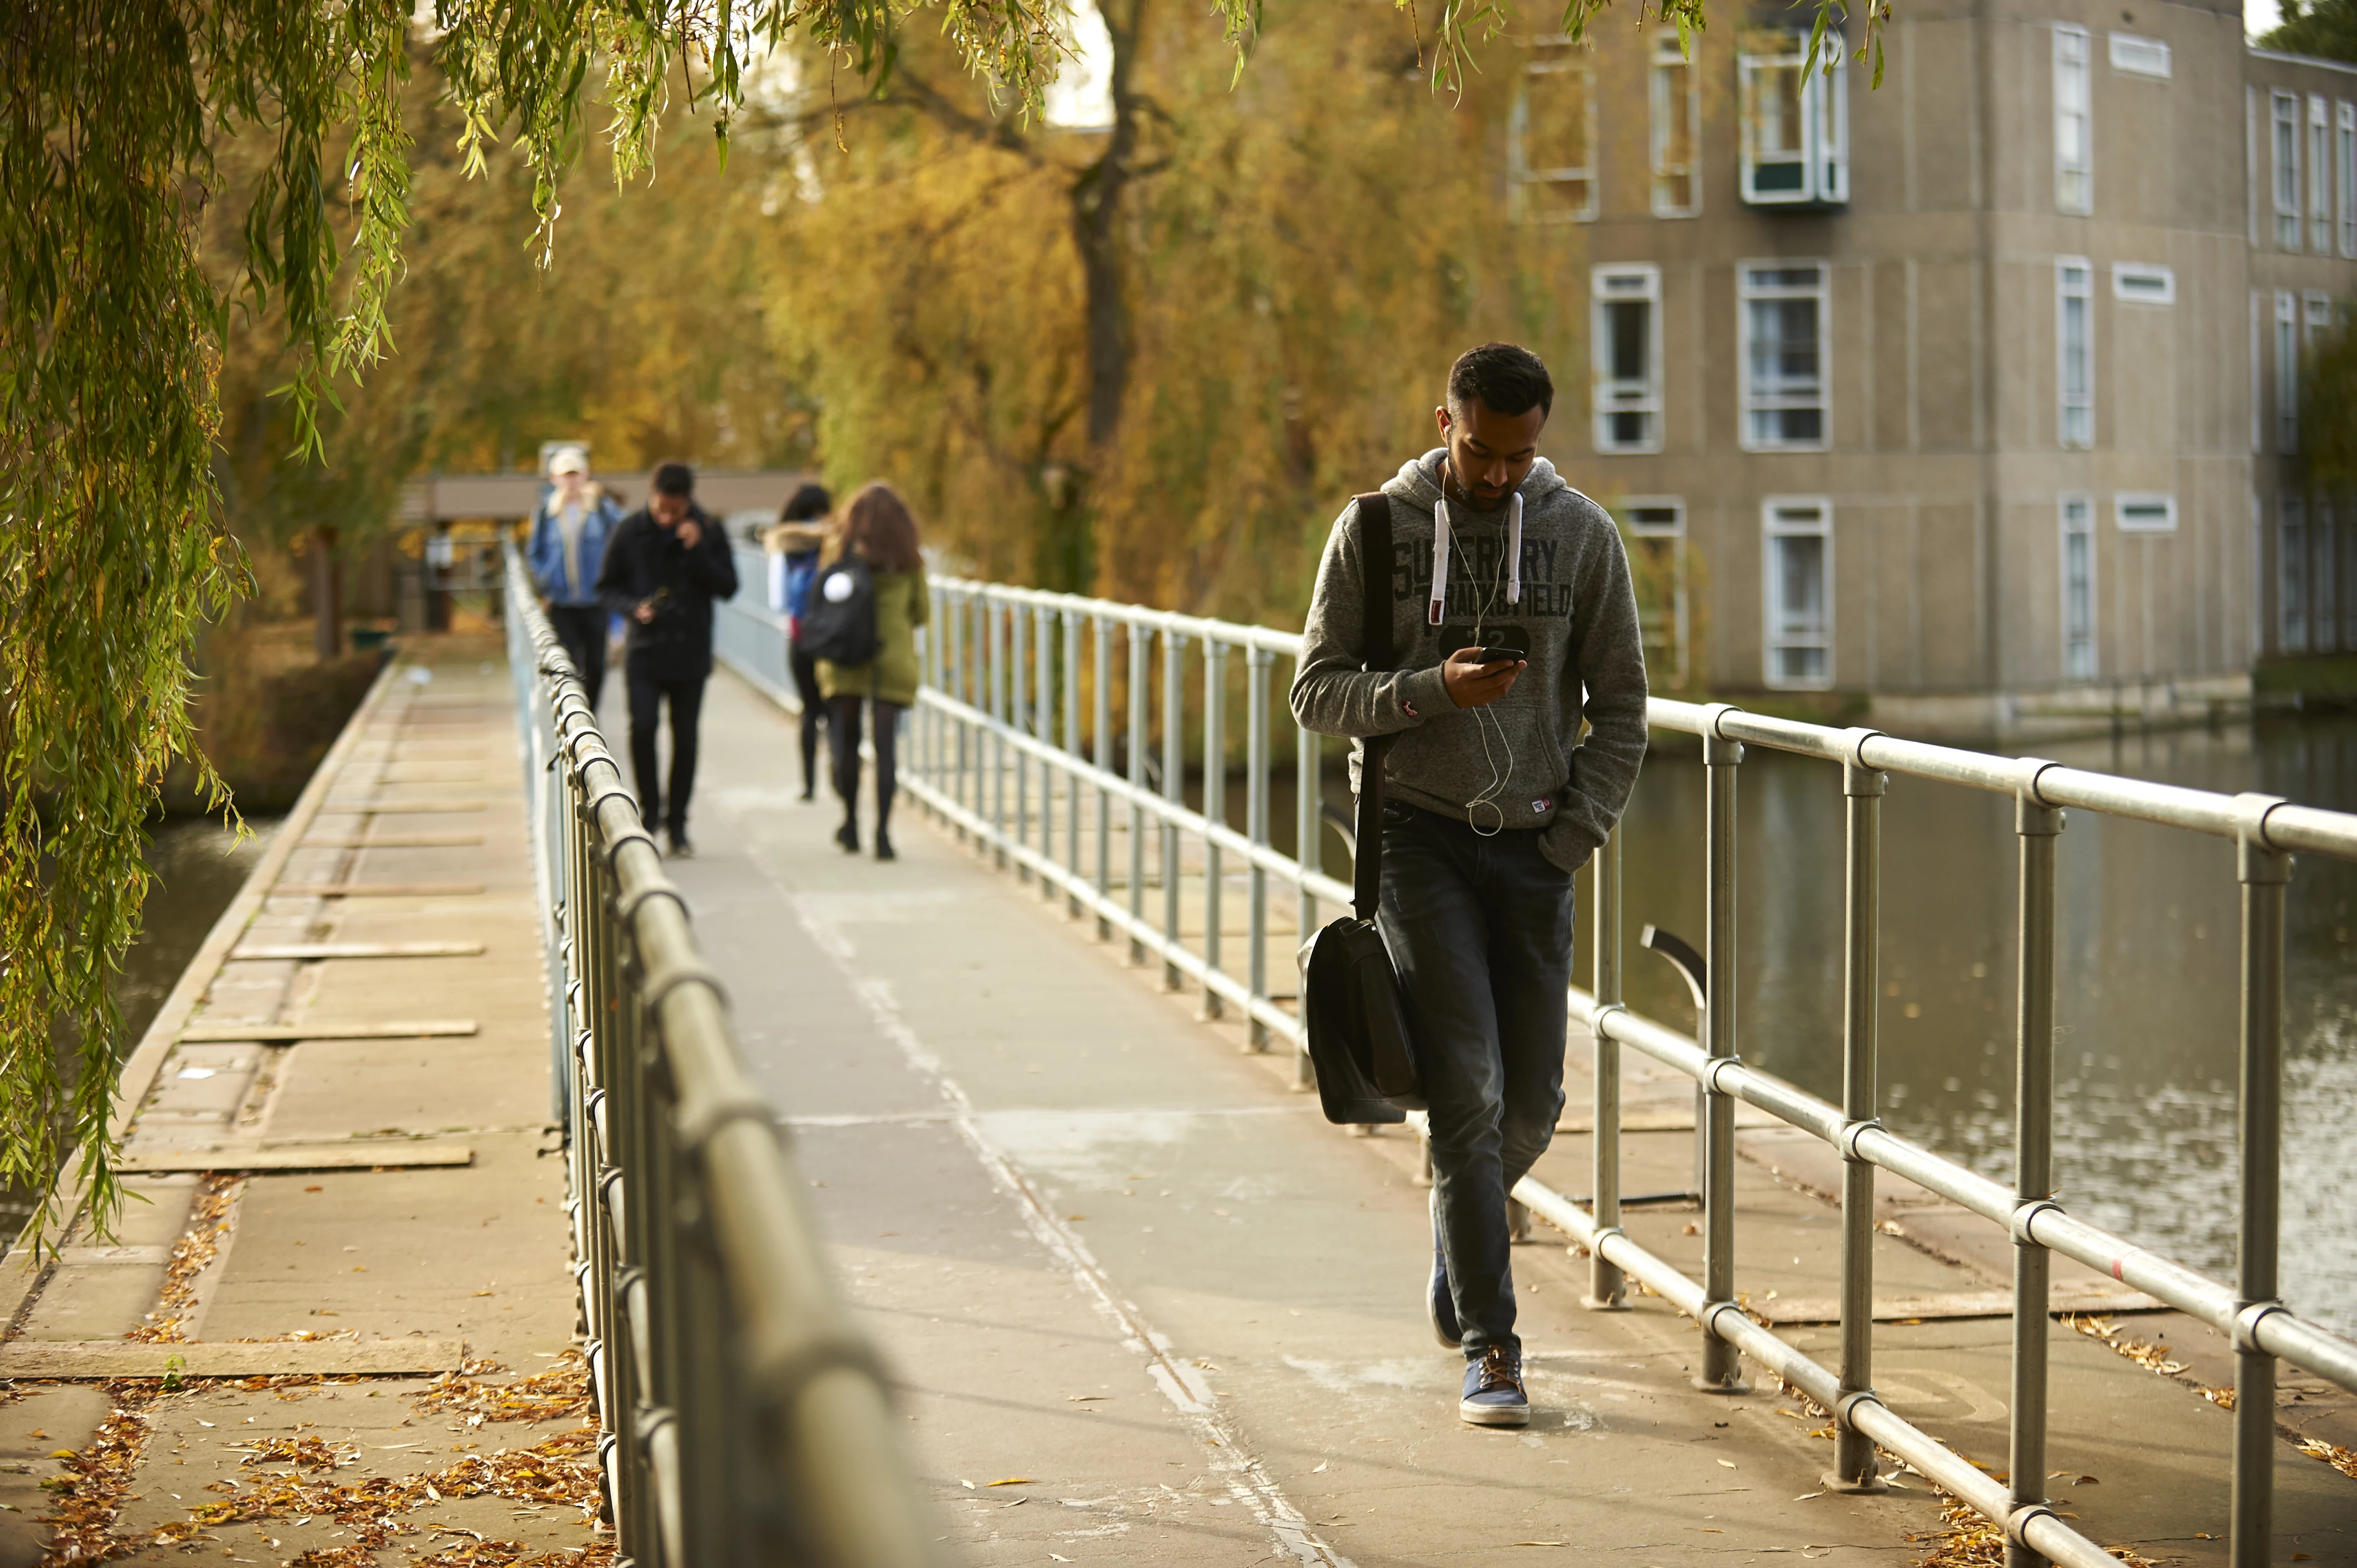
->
xmin=1427 ymin=1192 xmax=1461 ymax=1349
xmin=1460 ymin=1346 xmax=1529 ymax=1427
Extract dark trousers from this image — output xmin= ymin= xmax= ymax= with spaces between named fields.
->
xmin=626 ymin=664 xmax=707 ymax=837
xmin=790 ymin=646 xmax=827 ymax=796
xmin=827 ymin=696 xmax=903 ymax=831
xmin=547 ymin=604 xmax=608 ymax=712
xmin=1377 ymin=803 xmax=1576 ymax=1359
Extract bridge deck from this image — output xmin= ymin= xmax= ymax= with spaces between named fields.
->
xmin=0 ymin=639 xmax=590 ymax=1564
xmin=683 ymin=667 xmax=2357 ymax=1566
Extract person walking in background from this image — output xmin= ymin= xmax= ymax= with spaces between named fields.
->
xmin=525 ymin=447 xmax=622 ymax=709
xmin=595 ymin=462 xmax=739 ymax=858
xmin=807 ymin=482 xmax=928 ymax=862
xmin=763 ymin=483 xmax=833 ymax=801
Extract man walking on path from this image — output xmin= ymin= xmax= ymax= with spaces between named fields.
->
xmin=1290 ymin=343 xmax=1648 ymax=1428
xmin=526 ymin=446 xmax=622 ymax=710
xmin=596 ymin=461 xmax=739 ymax=857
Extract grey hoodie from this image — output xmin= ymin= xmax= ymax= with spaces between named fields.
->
xmin=1288 ymin=450 xmax=1648 ymax=874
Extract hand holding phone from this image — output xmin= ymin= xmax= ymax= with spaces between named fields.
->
xmin=1442 ymin=645 xmax=1525 ymax=710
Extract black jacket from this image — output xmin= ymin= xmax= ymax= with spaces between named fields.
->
xmin=594 ymin=503 xmax=740 ymax=679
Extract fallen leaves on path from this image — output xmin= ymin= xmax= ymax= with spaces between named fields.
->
xmin=128 ymin=1175 xmax=241 ymax=1344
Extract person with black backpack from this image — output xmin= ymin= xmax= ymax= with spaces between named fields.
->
xmin=1290 ymin=344 xmax=1647 ymax=1430
xmin=802 ymin=481 xmax=928 ymax=862
xmin=594 ymin=461 xmax=739 ymax=858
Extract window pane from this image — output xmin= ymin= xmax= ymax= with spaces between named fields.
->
xmin=1750 ymin=298 xmax=1821 ymax=394
xmin=1607 ymin=300 xmax=1650 ymax=382
xmin=1751 ymin=61 xmax=1805 ymax=157
xmin=1609 ymin=410 xmax=1652 ymax=445
xmin=1774 ymin=534 xmax=1827 ymax=635
xmin=1524 ymin=72 xmax=1591 ymax=172
xmin=1521 ymin=177 xmax=1593 ymax=220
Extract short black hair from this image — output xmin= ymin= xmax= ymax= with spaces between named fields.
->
xmin=780 ymin=482 xmax=831 ymax=523
xmin=651 ymin=461 xmax=696 ymax=498
xmin=1447 ymin=343 xmax=1554 ymax=420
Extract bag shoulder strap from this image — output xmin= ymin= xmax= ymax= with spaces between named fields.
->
xmin=1351 ymin=491 xmax=1392 ymax=922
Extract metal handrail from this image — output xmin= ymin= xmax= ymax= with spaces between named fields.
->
xmin=504 ymin=544 xmax=933 ymax=1567
xmin=709 ymin=563 xmax=2357 ymax=1567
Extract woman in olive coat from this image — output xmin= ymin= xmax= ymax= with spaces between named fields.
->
xmin=815 ymin=482 xmax=929 ymax=860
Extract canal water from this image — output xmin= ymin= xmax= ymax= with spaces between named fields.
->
xmin=1244 ymin=715 xmax=2357 ymax=1337
xmin=0 ymin=816 xmax=277 ymax=1240
xmin=1588 ymin=715 xmax=2357 ymax=1339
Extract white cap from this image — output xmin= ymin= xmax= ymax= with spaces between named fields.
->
xmin=548 ymin=447 xmax=589 ymax=477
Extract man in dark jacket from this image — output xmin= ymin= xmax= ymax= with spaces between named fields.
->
xmin=595 ymin=461 xmax=739 ymax=857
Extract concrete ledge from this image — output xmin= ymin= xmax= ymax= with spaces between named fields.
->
xmin=0 ymin=1338 xmax=467 ymax=1379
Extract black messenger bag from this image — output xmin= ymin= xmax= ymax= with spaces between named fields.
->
xmin=1300 ymin=492 xmax=1424 ymax=1125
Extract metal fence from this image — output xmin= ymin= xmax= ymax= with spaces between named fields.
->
xmin=708 ymin=566 xmax=2357 ymax=1568
xmin=505 ymin=545 xmax=933 ymax=1567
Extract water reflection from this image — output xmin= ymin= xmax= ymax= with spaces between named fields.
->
xmin=1586 ymin=716 xmax=2357 ymax=1336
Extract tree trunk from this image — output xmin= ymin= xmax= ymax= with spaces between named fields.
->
xmin=310 ymin=525 xmax=342 ymax=661
xmin=1042 ymin=0 xmax=1149 ymax=592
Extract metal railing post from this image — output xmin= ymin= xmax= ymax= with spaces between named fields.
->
xmin=1831 ymin=736 xmax=1889 ymax=1491
xmin=1586 ymin=825 xmax=1628 ymax=1311
xmin=1064 ymin=607 xmax=1084 ymax=915
xmin=2008 ymin=769 xmax=2064 ymax=1568
xmin=1294 ymin=669 xmax=1320 ymax=1088
xmin=990 ymin=594 xmax=1008 ymax=863
xmin=1246 ymin=645 xmax=1273 ymax=1049
xmin=1697 ymin=707 xmax=1748 ymax=1393
xmin=1011 ymin=605 xmax=1032 ymax=878
xmin=2231 ymin=797 xmax=2291 ymax=1568
xmin=1034 ymin=601 xmax=1055 ymax=883
xmin=1202 ymin=638 xmax=1228 ymax=1018
xmin=1128 ymin=622 xmax=1151 ymax=963
xmin=1093 ymin=613 xmax=1113 ymax=937
xmin=1161 ymin=628 xmax=1187 ymax=991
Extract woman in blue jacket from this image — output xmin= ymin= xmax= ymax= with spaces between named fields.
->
xmin=765 ymin=483 xmax=832 ymax=800
xmin=526 ymin=447 xmax=624 ymax=708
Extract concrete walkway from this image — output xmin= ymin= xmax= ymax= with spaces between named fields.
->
xmin=680 ymin=664 xmax=2357 ymax=1568
xmin=0 ymin=637 xmax=595 ymax=1566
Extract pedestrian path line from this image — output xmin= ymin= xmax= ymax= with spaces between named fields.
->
xmin=783 ymin=885 xmax=1356 ymax=1568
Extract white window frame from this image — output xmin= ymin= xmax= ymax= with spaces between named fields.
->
xmin=2115 ymin=492 xmax=2178 ymax=533
xmin=1592 ymin=265 xmax=1664 ymax=454
xmin=1738 ymin=29 xmax=1848 ymax=206
xmin=1738 ymin=262 xmax=1832 ymax=452
xmin=2252 ymin=291 xmax=2266 ymax=453
xmin=2278 ymin=289 xmax=2301 ymax=451
xmin=2282 ymin=495 xmax=2310 ymax=653
xmin=2305 ymin=290 xmax=2335 ymax=350
xmin=2055 ymin=27 xmax=2093 ymax=215
xmin=2057 ymin=258 xmax=2095 ymax=450
xmin=2339 ymin=101 xmax=2356 ymax=258
xmin=1762 ymin=498 xmax=1835 ymax=690
xmin=2276 ymin=90 xmax=2304 ymax=250
xmin=2107 ymin=33 xmax=2171 ymax=78
xmin=2111 ymin=262 xmax=2175 ymax=305
xmin=1510 ymin=44 xmax=1598 ymax=224
xmin=2318 ymin=500 xmax=2340 ymax=653
xmin=1617 ymin=497 xmax=1690 ymax=686
xmin=2061 ymin=494 xmax=2098 ymax=682
xmin=1650 ymin=33 xmax=1702 ymax=218
xmin=2314 ymin=96 xmax=2335 ymax=255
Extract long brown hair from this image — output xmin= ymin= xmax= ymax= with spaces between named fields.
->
xmin=834 ymin=481 xmax=923 ymax=572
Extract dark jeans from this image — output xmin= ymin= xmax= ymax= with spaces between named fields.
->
xmin=827 ymin=696 xmax=903 ymax=832
xmin=1377 ymin=802 xmax=1577 ymax=1360
xmin=790 ymin=646 xmax=827 ymax=796
xmin=626 ymin=665 xmax=707 ymax=838
xmin=547 ymin=604 xmax=608 ymax=712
